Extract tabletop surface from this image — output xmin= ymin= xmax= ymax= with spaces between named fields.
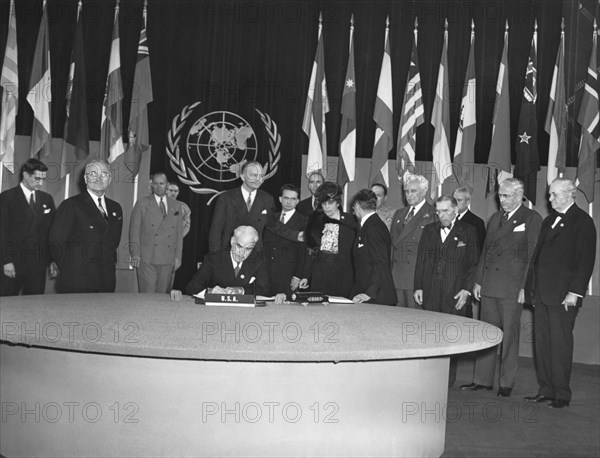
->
xmin=0 ymin=293 xmax=502 ymax=362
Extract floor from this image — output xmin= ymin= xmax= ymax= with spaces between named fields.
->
xmin=443 ymin=356 xmax=600 ymax=457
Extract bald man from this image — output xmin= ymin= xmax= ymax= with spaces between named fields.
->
xmin=185 ymin=225 xmax=270 ymax=296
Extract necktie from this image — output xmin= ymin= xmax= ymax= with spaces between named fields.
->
xmin=313 ymin=198 xmax=318 ymax=210
xmin=246 ymin=194 xmax=252 ymax=212
xmin=29 ymin=192 xmax=36 ymax=213
xmin=98 ymin=197 xmax=108 ymax=222
xmin=234 ymin=262 xmax=241 ymax=277
xmin=404 ymin=207 xmax=415 ymax=224
xmin=500 ymin=212 xmax=509 ymax=226
xmin=159 ymin=198 xmax=167 ymax=218
xmin=280 ymin=212 xmax=286 ymax=223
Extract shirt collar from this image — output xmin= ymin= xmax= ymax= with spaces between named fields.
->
xmin=411 ymin=199 xmax=427 ymax=215
xmin=241 ymin=187 xmax=255 ymax=202
xmin=506 ymin=204 xmax=521 ymax=220
xmin=281 ymin=208 xmax=296 ymax=219
xmin=20 ymin=183 xmax=35 ymax=201
xmin=88 ymin=188 xmax=105 ymax=203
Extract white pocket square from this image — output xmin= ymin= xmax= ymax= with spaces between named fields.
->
xmin=44 ymin=208 xmax=51 ymax=214
xmin=358 ymin=243 xmax=364 ymax=248
xmin=261 ymin=209 xmax=267 ymax=214
xmin=513 ymin=223 xmax=526 ymax=232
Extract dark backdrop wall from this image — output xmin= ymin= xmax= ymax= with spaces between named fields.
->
xmin=1 ymin=0 xmax=598 ymax=289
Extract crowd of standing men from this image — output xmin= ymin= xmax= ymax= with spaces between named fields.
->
xmin=0 ymin=158 xmax=596 ymax=409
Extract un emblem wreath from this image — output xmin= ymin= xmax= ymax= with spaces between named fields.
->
xmin=166 ymin=101 xmax=281 ymax=202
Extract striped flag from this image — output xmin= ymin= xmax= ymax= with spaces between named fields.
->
xmin=0 ymin=0 xmax=18 ymax=173
xmin=453 ymin=20 xmax=476 ymax=189
xmin=337 ymin=16 xmax=356 ymax=189
xmin=545 ymin=21 xmax=567 ymax=185
xmin=369 ymin=16 xmax=393 ymax=187
xmin=430 ymin=21 xmax=452 ymax=198
xmin=60 ymin=1 xmax=89 ymax=178
xmin=396 ymin=17 xmax=424 ymax=180
xmin=302 ymin=13 xmax=329 ymax=177
xmin=100 ymin=3 xmax=125 ymax=163
xmin=27 ymin=0 xmax=52 ymax=159
xmin=486 ymin=21 xmax=512 ymax=198
xmin=576 ymin=22 xmax=600 ymax=203
xmin=514 ymin=24 xmax=540 ymax=204
xmin=126 ymin=2 xmax=153 ymax=177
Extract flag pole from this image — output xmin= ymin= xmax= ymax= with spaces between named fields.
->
xmin=132 ymin=0 xmax=147 ymax=209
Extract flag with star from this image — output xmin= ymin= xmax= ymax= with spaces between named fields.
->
xmin=396 ymin=17 xmax=424 ymax=179
xmin=576 ymin=21 xmax=600 ymax=203
xmin=514 ymin=25 xmax=540 ymax=204
xmin=337 ymin=16 xmax=356 ymax=189
xmin=369 ymin=16 xmax=393 ymax=187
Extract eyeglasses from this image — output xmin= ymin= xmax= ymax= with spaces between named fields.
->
xmin=498 ymin=193 xmax=515 ymax=199
xmin=86 ymin=171 xmax=110 ymax=179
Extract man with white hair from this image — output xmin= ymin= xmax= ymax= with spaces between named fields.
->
xmin=461 ymin=177 xmax=541 ymax=398
xmin=390 ymin=174 xmax=436 ymax=307
xmin=524 ymin=178 xmax=596 ymax=408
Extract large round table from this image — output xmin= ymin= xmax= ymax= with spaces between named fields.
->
xmin=0 ymin=293 xmax=502 ymax=457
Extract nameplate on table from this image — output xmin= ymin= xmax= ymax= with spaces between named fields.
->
xmin=204 ymin=293 xmax=256 ymax=307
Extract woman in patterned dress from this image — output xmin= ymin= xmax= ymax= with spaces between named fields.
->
xmin=304 ymin=182 xmax=357 ymax=298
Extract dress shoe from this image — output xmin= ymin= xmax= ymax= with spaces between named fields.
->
xmin=549 ymin=399 xmax=569 ymax=409
xmin=497 ymin=387 xmax=512 ymax=397
xmin=460 ymin=383 xmax=493 ymax=391
xmin=524 ymin=394 xmax=554 ymax=403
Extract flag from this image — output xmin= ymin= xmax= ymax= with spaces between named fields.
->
xmin=576 ymin=23 xmax=600 ymax=203
xmin=126 ymin=2 xmax=153 ymax=177
xmin=100 ymin=3 xmax=124 ymax=163
xmin=0 ymin=0 xmax=18 ymax=173
xmin=337 ymin=16 xmax=356 ymax=189
xmin=396 ymin=17 xmax=424 ymax=180
xmin=514 ymin=25 xmax=540 ymax=204
xmin=544 ymin=23 xmax=567 ymax=185
xmin=453 ymin=20 xmax=476 ymax=189
xmin=302 ymin=13 xmax=329 ymax=177
xmin=369 ymin=16 xmax=393 ymax=187
xmin=486 ymin=22 xmax=512 ymax=198
xmin=27 ymin=0 xmax=52 ymax=159
xmin=430 ymin=22 xmax=452 ymax=198
xmin=60 ymin=1 xmax=89 ymax=178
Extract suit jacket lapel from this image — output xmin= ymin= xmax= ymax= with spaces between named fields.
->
xmin=398 ymin=204 xmax=429 ymax=242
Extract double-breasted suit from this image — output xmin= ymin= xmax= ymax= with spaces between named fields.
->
xmin=264 ymin=210 xmax=307 ymax=295
xmin=185 ymin=249 xmax=270 ymax=296
xmin=526 ymin=204 xmax=596 ymax=402
xmin=414 ymin=220 xmax=479 ymax=314
xmin=129 ymin=195 xmax=184 ymax=293
xmin=390 ymin=202 xmax=436 ymax=306
xmin=50 ymin=191 xmax=123 ymax=293
xmin=472 ymin=205 xmax=542 ymax=389
xmin=350 ymin=213 xmax=396 ymax=305
xmin=0 ymin=186 xmax=55 ymax=295
xmin=208 ymin=188 xmax=275 ymax=252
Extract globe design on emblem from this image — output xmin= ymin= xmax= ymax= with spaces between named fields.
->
xmin=186 ymin=111 xmax=258 ymax=183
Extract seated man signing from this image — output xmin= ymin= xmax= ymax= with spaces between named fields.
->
xmin=182 ymin=225 xmax=270 ymax=297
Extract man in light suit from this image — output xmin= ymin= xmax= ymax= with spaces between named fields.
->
xmin=524 ymin=179 xmax=596 ymax=408
xmin=296 ymin=171 xmax=324 ymax=217
xmin=50 ymin=160 xmax=123 ymax=293
xmin=263 ymin=184 xmax=307 ymax=295
xmin=129 ymin=172 xmax=184 ymax=293
xmin=184 ymin=226 xmax=269 ymax=296
xmin=0 ymin=159 xmax=56 ymax=296
xmin=390 ymin=174 xmax=437 ymax=307
xmin=208 ymin=161 xmax=276 ymax=253
xmin=350 ymin=189 xmax=396 ymax=305
xmin=461 ymin=177 xmax=542 ymax=397
xmin=414 ymin=195 xmax=479 ymax=386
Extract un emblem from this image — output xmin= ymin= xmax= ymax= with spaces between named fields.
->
xmin=167 ymin=102 xmax=280 ymax=198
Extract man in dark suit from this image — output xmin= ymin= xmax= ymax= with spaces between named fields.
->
xmin=263 ymin=184 xmax=307 ymax=295
xmin=0 ymin=159 xmax=56 ymax=296
xmin=453 ymin=186 xmax=486 ymax=319
xmin=208 ymin=161 xmax=276 ymax=253
xmin=524 ymin=179 xmax=596 ymax=408
xmin=296 ymin=171 xmax=324 ymax=217
xmin=461 ymin=178 xmax=542 ymax=398
xmin=49 ymin=160 xmax=123 ymax=293
xmin=390 ymin=174 xmax=437 ymax=307
xmin=129 ymin=172 xmax=184 ymax=293
xmin=414 ymin=195 xmax=480 ymax=386
xmin=350 ymin=189 xmax=396 ymax=305
xmin=184 ymin=226 xmax=269 ymax=296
